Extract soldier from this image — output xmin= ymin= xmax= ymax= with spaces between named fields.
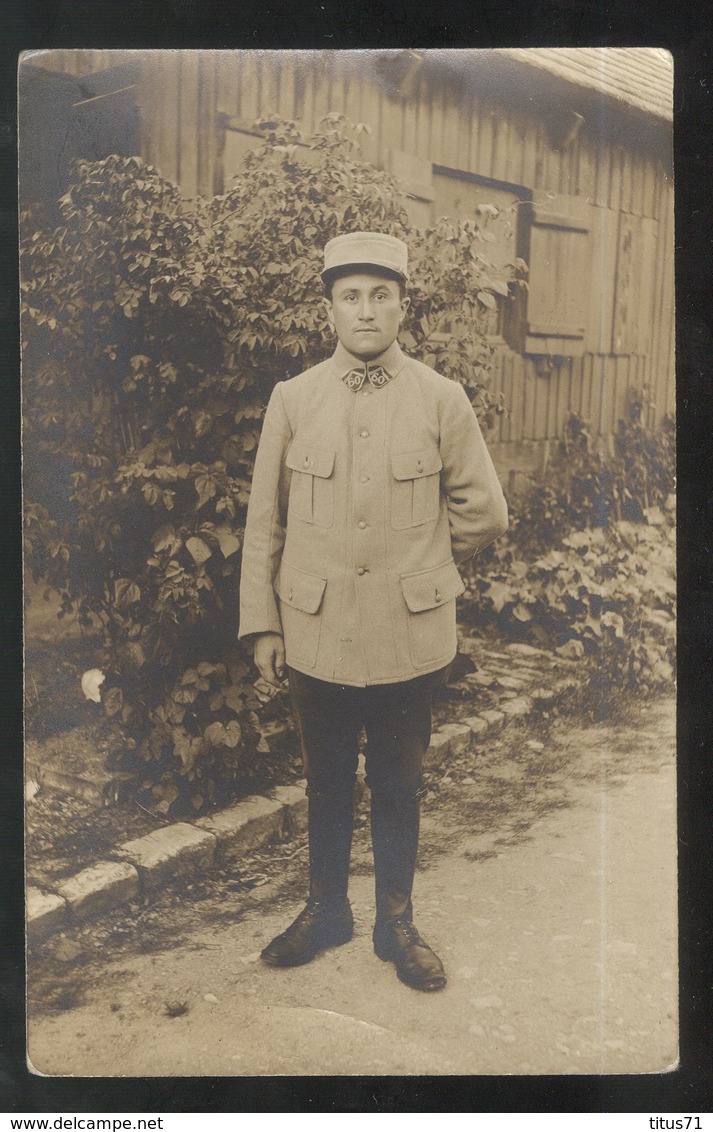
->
xmin=239 ymin=232 xmax=508 ymax=991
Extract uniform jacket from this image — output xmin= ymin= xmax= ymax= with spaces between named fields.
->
xmin=238 ymin=339 xmax=508 ymax=686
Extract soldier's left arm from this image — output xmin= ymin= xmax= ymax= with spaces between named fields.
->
xmin=439 ymin=381 xmax=509 ymax=564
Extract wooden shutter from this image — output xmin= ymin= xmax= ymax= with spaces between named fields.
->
xmin=522 ymin=199 xmax=592 ymax=357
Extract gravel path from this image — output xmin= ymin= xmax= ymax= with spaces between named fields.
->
xmin=27 ymin=697 xmax=677 ymax=1077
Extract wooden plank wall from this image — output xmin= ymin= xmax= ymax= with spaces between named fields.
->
xmin=33 ymin=50 xmax=675 ymax=461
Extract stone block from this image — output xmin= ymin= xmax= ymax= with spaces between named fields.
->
xmin=120 ymin=823 xmax=217 ymax=889
xmin=462 ymin=670 xmax=496 ymax=689
xmin=271 ymin=782 xmax=309 ymax=836
xmin=425 ymin=729 xmax=451 ymax=767
xmin=479 ymin=709 xmax=505 ymax=732
xmin=195 ymin=796 xmax=284 ymax=861
xmin=504 ymin=642 xmax=549 ymax=658
xmin=437 ymin=722 xmax=472 ymax=756
xmin=500 ymin=695 xmax=534 ymax=717
xmin=495 ymin=674 xmax=527 ymax=690
xmin=530 ymin=687 xmax=557 ymax=704
xmin=482 ymin=649 xmax=514 ymax=662
xmin=462 ymin=715 xmax=490 ymax=739
xmin=457 ymin=638 xmax=485 ymax=659
xmin=27 ymin=887 xmax=66 ymax=942
xmin=57 ymin=860 xmax=139 ymax=921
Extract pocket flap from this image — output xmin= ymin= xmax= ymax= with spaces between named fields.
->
xmin=400 ymin=559 xmax=464 ymax=613
xmin=275 ymin=560 xmax=327 ymax=614
xmin=391 ymin=447 xmax=443 ymax=481
xmin=286 ymin=442 xmax=335 ymax=479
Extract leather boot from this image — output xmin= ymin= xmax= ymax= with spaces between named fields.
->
xmin=370 ymin=790 xmax=447 ymax=991
xmin=261 ymin=785 xmax=354 ymax=967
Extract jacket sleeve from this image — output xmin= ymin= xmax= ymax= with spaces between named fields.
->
xmin=238 ymin=383 xmax=292 ymax=640
xmin=439 ymin=381 xmax=508 ymax=564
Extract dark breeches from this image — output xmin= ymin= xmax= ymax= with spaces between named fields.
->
xmin=287 ymin=665 xmax=449 ymax=801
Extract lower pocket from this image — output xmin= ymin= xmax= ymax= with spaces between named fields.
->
xmin=275 ymin=561 xmax=327 ymax=670
xmin=400 ymin=558 xmax=464 ymax=668
xmin=407 ymin=603 xmax=457 ymax=668
xmin=279 ymin=601 xmax=323 ymax=669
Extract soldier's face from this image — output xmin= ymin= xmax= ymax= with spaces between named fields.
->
xmin=325 ymin=273 xmax=409 ymax=360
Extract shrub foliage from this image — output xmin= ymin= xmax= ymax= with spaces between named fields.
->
xmin=22 ymin=115 xmax=518 ymax=813
xmin=464 ymin=403 xmax=676 ymax=696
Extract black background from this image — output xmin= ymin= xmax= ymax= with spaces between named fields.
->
xmin=2 ymin=0 xmax=711 ymax=1114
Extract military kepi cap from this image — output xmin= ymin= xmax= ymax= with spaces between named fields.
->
xmin=322 ymin=231 xmax=409 ymax=282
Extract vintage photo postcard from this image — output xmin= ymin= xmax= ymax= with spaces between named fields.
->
xmin=21 ymin=48 xmax=676 ymax=1076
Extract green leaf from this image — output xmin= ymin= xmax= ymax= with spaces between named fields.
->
xmin=195 ymin=474 xmax=217 ymax=509
xmin=216 ymin=527 xmax=241 ymax=558
xmin=223 ymin=684 xmax=246 ymax=714
xmin=114 ymin=578 xmax=141 ymax=607
xmin=204 ymin=721 xmax=227 ymax=747
xmin=152 ymin=524 xmax=180 ymax=553
xmin=486 ymin=579 xmax=514 ymax=613
xmin=186 ymin=536 xmax=212 ymax=564
xmin=103 ymin=686 xmax=124 ymax=716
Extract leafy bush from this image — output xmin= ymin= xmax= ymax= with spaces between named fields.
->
xmin=22 ymin=114 xmax=518 ymax=814
xmin=502 ymin=401 xmax=675 ymax=560
xmin=463 ymin=408 xmax=676 ymax=695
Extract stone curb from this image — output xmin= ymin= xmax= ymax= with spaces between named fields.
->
xmin=26 ymin=656 xmax=577 ymax=945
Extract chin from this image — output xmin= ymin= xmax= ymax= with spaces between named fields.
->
xmin=350 ymin=339 xmax=385 ymax=359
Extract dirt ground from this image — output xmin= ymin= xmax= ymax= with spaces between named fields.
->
xmin=26 ymin=694 xmax=677 ymax=1077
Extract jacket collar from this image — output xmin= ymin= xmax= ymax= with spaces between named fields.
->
xmin=330 ymin=340 xmax=407 ymax=390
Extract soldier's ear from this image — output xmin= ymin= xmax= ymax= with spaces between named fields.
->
xmin=323 ymin=297 xmax=335 ymax=331
xmin=399 ymin=295 xmax=411 ymax=323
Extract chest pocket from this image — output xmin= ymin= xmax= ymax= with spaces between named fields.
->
xmin=390 ymin=447 xmax=443 ymax=530
xmin=286 ymin=442 xmax=336 ymax=528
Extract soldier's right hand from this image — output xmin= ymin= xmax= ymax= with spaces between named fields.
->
xmin=253 ymin=632 xmax=286 ymax=688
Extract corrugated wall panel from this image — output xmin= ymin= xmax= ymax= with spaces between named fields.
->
xmin=217 ymin=53 xmax=240 ymax=117
xmin=559 ymin=359 xmax=573 ymax=435
xmin=412 ymin=79 xmax=430 ymax=163
xmin=658 ymin=181 xmax=676 ymax=418
xmin=512 ymin=356 xmax=526 ymax=444
xmin=178 ymin=54 xmax=199 ymax=197
xmin=158 ymin=54 xmax=181 ymax=185
xmin=240 ymin=52 xmax=261 ymax=127
xmin=593 ymin=138 xmax=611 ymax=208
xmin=263 ymin=51 xmax=282 ymax=116
xmin=519 ymin=112 xmax=539 ymax=190
xmin=475 ymin=103 xmax=495 ymax=177
xmin=522 ymin=361 xmax=537 ymax=440
xmin=401 ymin=82 xmax=419 ymax=156
xmin=355 ymin=69 xmax=381 ymax=166
xmin=569 ymin=356 xmax=584 ymax=421
xmin=608 ymin=145 xmax=624 ymax=212
xmin=641 ymin=155 xmax=657 ymax=218
xmin=589 ymin=356 xmax=605 ymax=438
xmin=463 ymin=96 xmax=478 ymax=172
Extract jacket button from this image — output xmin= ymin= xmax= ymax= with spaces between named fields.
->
xmin=434 ymin=589 xmax=442 ymax=603
xmin=416 ymin=461 xmax=423 ymax=472
xmin=303 ymin=456 xmax=311 ymax=467
xmin=357 ymin=566 xmax=366 ymax=576
xmin=359 ymin=474 xmax=369 ymax=483
xmin=289 ymin=588 xmax=294 ymax=601
xmin=358 ymin=520 xmax=367 ymax=529
xmin=360 ymin=430 xmax=369 ymax=439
